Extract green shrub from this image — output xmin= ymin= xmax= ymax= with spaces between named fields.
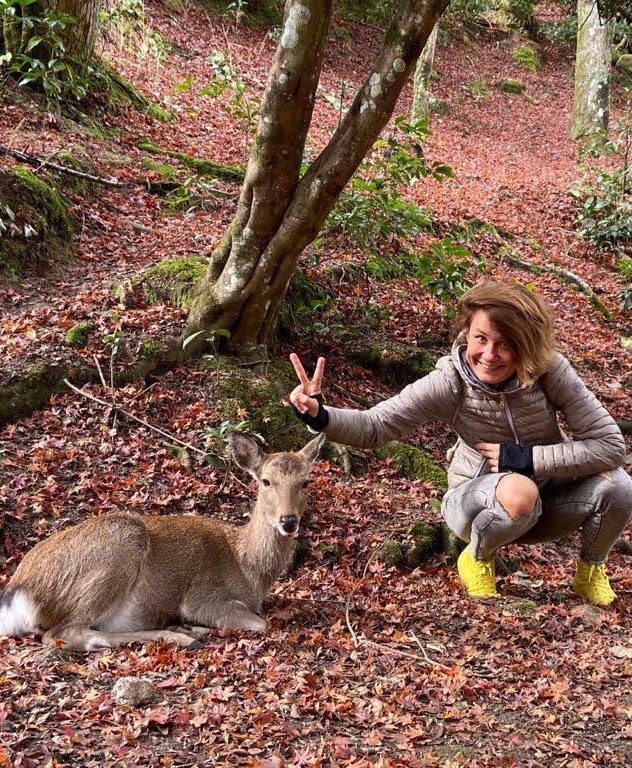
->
xmin=505 ymin=0 xmax=539 ymax=36
xmin=573 ymin=166 xmax=632 ymax=249
xmin=0 ymin=0 xmax=94 ymax=109
xmin=324 ymin=116 xmax=452 ymax=258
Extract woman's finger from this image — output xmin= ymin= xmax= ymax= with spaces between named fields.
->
xmin=311 ymin=356 xmax=326 ymax=391
xmin=289 ymin=353 xmax=310 ymax=388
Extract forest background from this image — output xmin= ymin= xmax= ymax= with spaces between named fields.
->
xmin=1 ymin=0 xmax=632 ymax=765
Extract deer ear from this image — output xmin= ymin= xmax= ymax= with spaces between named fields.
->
xmin=227 ymin=432 xmax=265 ymax=477
xmin=299 ymin=432 xmax=326 ymax=465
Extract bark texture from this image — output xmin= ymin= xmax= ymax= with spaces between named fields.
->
xmin=2 ymin=0 xmax=99 ymax=64
xmin=411 ymin=22 xmax=439 ymax=123
xmin=186 ymin=0 xmax=451 ymax=356
xmin=571 ymin=0 xmax=614 ymax=140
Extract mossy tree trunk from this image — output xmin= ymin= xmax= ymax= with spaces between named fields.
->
xmin=185 ymin=0 xmax=451 ymax=358
xmin=411 ymin=21 xmax=438 ymax=123
xmin=570 ymin=0 xmax=614 ymax=141
xmin=3 ymin=0 xmax=100 ymax=64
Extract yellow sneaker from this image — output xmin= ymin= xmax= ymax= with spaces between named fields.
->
xmin=457 ymin=547 xmax=500 ymax=598
xmin=573 ymin=560 xmax=616 ymax=606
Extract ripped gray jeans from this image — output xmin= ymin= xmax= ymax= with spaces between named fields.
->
xmin=442 ymin=467 xmax=632 ymax=563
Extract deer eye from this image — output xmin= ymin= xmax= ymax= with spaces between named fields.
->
xmin=301 ymin=480 xmax=309 ymax=488
xmin=261 ymin=478 xmax=271 ymax=487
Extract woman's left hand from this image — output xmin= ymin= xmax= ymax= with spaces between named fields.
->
xmin=476 ymin=442 xmax=500 ymax=472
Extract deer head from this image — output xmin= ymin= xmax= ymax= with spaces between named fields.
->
xmin=228 ymin=431 xmax=325 ymax=537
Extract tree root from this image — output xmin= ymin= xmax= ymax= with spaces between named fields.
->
xmin=500 ymin=250 xmax=613 ymax=321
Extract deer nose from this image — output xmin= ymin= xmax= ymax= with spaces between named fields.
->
xmin=280 ymin=515 xmax=298 ymax=534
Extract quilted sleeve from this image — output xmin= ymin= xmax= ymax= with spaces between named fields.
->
xmin=323 ymin=359 xmax=461 ymax=449
xmin=532 ymin=353 xmax=626 ymax=477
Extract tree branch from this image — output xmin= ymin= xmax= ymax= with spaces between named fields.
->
xmin=0 ymin=144 xmax=124 ymax=187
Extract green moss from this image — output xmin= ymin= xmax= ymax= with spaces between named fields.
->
xmin=512 ymin=45 xmax=539 ymax=72
xmin=378 ymin=540 xmax=406 ymax=567
xmin=0 ymin=167 xmax=74 ymax=279
xmin=276 ymin=271 xmax=333 ymax=342
xmin=140 ymin=158 xmax=179 ymax=181
xmin=0 ymin=362 xmax=71 ymax=426
xmin=138 ymin=338 xmax=162 ymax=358
xmin=137 ymin=139 xmax=244 ymax=182
xmin=208 ymin=357 xmax=308 ymax=452
xmin=351 ymin=343 xmax=435 ymax=387
xmin=499 ymin=78 xmax=525 ymax=95
xmin=407 ymin=521 xmax=443 ymax=567
xmin=133 ymin=257 xmax=207 ymax=309
xmin=374 ymin=441 xmax=448 ymax=490
xmin=92 ymin=61 xmax=174 ymax=121
xmin=13 ymin=167 xmax=73 ymax=237
xmin=64 ymin=322 xmax=93 ymax=349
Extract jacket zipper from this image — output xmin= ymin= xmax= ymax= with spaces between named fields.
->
xmin=500 ymin=394 xmax=520 ymax=443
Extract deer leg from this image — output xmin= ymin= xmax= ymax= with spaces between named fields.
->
xmin=187 ymin=599 xmax=267 ymax=633
xmin=43 ymin=623 xmax=205 ymax=651
xmin=165 ymin=624 xmax=213 ymax=641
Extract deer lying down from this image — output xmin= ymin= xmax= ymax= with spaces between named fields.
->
xmin=0 ymin=432 xmax=325 ymax=652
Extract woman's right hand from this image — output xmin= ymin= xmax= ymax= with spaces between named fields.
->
xmin=289 ymin=353 xmax=326 ymax=418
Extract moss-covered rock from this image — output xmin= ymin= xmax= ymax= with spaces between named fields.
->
xmin=498 ymin=78 xmax=525 ymax=95
xmin=0 ymin=363 xmax=73 ymax=426
xmin=133 ymin=257 xmax=207 ymax=309
xmin=64 ymin=322 xmax=94 ymax=349
xmin=204 ymin=357 xmax=311 ymax=453
xmin=378 ymin=539 xmax=406 ymax=567
xmin=407 ymin=520 xmax=443 ymax=567
xmin=0 ymin=167 xmax=74 ymax=279
xmin=349 ymin=343 xmax=435 ymax=387
xmin=374 ymin=441 xmax=448 ymax=490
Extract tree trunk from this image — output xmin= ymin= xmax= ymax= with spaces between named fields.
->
xmin=185 ymin=0 xmax=451 ymax=358
xmin=3 ymin=0 xmax=100 ymax=65
xmin=570 ymin=0 xmax=614 ymax=141
xmin=411 ymin=22 xmax=438 ymax=123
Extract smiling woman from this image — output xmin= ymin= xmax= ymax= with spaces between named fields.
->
xmin=289 ymin=279 xmax=632 ymax=607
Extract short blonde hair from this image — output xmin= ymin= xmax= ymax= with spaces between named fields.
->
xmin=452 ymin=279 xmax=556 ymax=385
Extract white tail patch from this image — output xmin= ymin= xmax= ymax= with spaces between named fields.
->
xmin=0 ymin=590 xmax=38 ymax=637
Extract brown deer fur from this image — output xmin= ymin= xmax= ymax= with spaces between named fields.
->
xmin=0 ymin=432 xmax=325 ymax=651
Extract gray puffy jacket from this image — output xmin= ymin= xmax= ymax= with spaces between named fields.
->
xmin=324 ymin=344 xmax=626 ymax=489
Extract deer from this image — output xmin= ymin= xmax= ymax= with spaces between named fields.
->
xmin=0 ymin=431 xmax=325 ymax=652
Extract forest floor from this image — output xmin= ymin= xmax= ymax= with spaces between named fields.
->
xmin=1 ymin=3 xmax=632 ymax=767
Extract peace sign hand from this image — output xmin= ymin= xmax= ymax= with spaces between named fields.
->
xmin=289 ymin=353 xmax=326 ymax=418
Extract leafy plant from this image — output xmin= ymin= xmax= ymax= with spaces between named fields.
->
xmin=205 ymin=49 xmax=260 ymax=131
xmin=573 ymin=164 xmax=632 ymax=249
xmin=365 ymin=237 xmax=484 ymax=307
xmin=324 ymin=117 xmax=452 ymax=257
xmin=0 ymin=0 xmax=93 ymax=108
xmin=541 ymin=14 xmax=577 ymax=45
xmin=164 ymin=174 xmax=223 ymax=212
xmin=505 ymin=0 xmax=539 ymax=36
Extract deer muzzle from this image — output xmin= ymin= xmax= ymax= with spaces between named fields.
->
xmin=279 ymin=515 xmax=299 ymax=537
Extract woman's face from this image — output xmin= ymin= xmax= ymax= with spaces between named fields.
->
xmin=465 ymin=309 xmax=518 ymax=386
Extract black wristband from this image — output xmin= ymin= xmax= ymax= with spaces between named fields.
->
xmin=499 ymin=442 xmax=534 ymax=476
xmin=292 ymin=393 xmax=330 ymax=433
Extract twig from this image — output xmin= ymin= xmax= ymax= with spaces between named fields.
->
xmin=0 ymin=144 xmax=123 ymax=187
xmin=63 ymin=378 xmax=207 ymax=456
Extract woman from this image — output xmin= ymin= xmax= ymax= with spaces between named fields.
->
xmin=289 ymin=279 xmax=632 ymax=605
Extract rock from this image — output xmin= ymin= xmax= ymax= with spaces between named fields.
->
xmin=111 ymin=676 xmax=157 ymax=707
